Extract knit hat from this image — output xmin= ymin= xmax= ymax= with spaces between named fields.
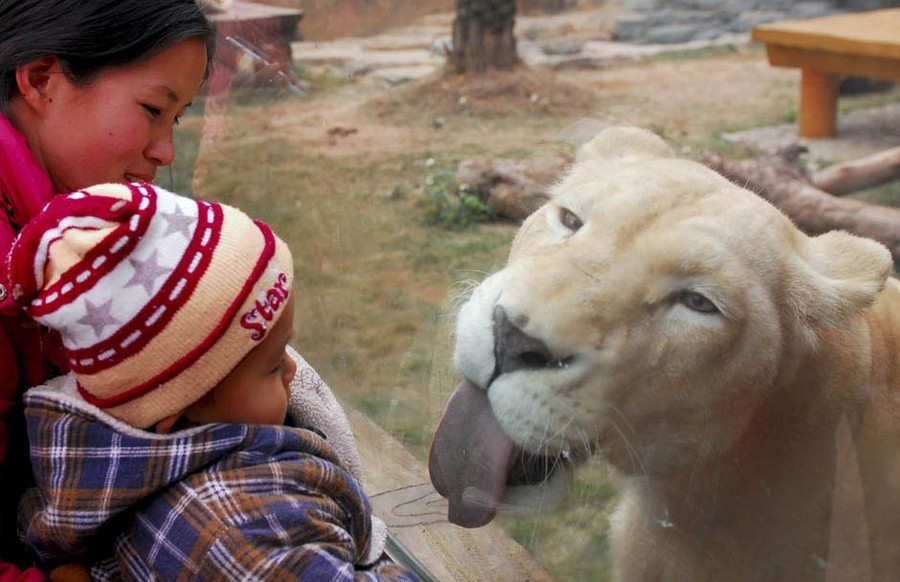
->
xmin=7 ymin=182 xmax=294 ymax=429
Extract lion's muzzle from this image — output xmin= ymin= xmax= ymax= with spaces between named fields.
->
xmin=490 ymin=306 xmax=575 ymax=386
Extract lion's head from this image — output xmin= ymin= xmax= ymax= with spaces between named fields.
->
xmin=429 ymin=126 xmax=892 ymax=528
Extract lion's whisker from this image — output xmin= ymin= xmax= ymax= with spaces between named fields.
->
xmin=609 ymin=405 xmax=648 ymax=478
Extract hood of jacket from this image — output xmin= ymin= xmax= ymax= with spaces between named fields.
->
xmin=0 ymin=113 xmax=56 ymax=316
xmin=18 ymin=373 xmax=355 ymax=563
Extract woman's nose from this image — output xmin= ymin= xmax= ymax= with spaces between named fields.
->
xmin=145 ymin=128 xmax=176 ymax=167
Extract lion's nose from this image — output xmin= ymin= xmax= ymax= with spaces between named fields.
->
xmin=492 ymin=306 xmax=569 ymax=379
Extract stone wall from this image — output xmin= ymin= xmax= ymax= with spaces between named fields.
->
xmin=614 ymin=0 xmax=899 ymax=44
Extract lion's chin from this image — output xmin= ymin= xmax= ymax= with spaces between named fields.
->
xmin=429 ymin=379 xmax=577 ymax=528
xmin=502 ymin=460 xmax=575 ymax=515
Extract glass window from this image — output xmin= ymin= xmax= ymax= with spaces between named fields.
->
xmin=175 ymin=1 xmax=900 ymax=579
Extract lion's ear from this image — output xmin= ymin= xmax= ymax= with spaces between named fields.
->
xmin=577 ymin=126 xmax=675 ymax=164
xmin=790 ymin=231 xmax=892 ymax=335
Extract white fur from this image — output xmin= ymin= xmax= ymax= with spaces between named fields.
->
xmin=452 ymin=127 xmax=899 ymax=580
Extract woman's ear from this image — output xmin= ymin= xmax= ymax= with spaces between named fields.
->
xmin=153 ymin=414 xmax=182 ymax=434
xmin=15 ymin=57 xmax=60 ymax=115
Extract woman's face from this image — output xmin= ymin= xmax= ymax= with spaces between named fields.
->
xmin=23 ymin=37 xmax=208 ymax=192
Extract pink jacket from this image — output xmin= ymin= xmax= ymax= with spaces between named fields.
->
xmin=0 ymin=113 xmax=65 ymax=581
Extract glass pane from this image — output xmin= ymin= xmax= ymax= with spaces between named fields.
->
xmin=175 ymin=1 xmax=900 ymax=579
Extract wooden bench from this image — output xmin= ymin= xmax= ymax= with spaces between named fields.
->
xmin=751 ymin=9 xmax=900 ymax=138
xmin=207 ymin=1 xmax=304 ymax=94
xmin=347 ymin=407 xmax=555 ymax=581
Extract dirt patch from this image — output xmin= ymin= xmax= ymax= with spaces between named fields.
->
xmin=221 ymin=48 xmax=898 ymax=168
xmin=368 ymin=65 xmax=601 ymax=120
xmin=264 ymin=97 xmax=432 ymax=158
xmin=207 ymin=64 xmax=602 ymax=162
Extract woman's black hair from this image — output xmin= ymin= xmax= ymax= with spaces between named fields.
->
xmin=0 ymin=0 xmax=216 ymax=112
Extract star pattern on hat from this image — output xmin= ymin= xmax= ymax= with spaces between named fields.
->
xmin=161 ymin=204 xmax=195 ymax=238
xmin=125 ymin=250 xmax=170 ymax=295
xmin=77 ymin=298 xmax=121 ymax=338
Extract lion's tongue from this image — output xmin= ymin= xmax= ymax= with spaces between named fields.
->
xmin=429 ymin=379 xmax=514 ymax=528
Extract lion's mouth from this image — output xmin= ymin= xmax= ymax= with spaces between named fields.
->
xmin=429 ymin=379 xmax=570 ymax=528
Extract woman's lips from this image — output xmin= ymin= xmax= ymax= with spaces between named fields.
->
xmin=124 ymin=173 xmax=154 ymax=184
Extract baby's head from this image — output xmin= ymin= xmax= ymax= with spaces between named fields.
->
xmin=8 ymin=183 xmax=296 ymax=431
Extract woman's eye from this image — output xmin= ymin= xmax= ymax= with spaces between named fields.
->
xmin=559 ymin=208 xmax=583 ymax=232
xmin=144 ymin=104 xmax=181 ymax=126
xmin=678 ymin=291 xmax=719 ymax=314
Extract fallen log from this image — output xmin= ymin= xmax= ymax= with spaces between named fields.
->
xmin=702 ymin=151 xmax=900 ymax=263
xmin=455 ymin=156 xmax=569 ymax=221
xmin=811 ymin=146 xmax=900 ymax=195
xmin=455 ymin=150 xmax=900 ymax=263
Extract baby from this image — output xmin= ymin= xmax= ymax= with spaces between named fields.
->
xmin=9 ymin=183 xmax=418 ymax=581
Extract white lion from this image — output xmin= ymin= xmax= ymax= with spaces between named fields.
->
xmin=429 ymin=126 xmax=900 ymax=581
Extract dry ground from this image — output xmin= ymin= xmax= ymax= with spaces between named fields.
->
xmin=225 ymin=45 xmax=805 ymax=158
xmin=179 ymin=42 xmax=900 ymax=579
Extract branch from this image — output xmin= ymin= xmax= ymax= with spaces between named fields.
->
xmin=811 ymin=146 xmax=900 ymax=195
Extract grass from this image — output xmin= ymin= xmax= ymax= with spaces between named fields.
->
xmin=172 ymin=51 xmax=899 ymax=579
xmin=177 ymin=108 xmax=516 ymax=454
xmin=498 ymin=461 xmax=619 ymax=580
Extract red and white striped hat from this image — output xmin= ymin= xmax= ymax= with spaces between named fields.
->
xmin=8 ymin=182 xmax=293 ymax=428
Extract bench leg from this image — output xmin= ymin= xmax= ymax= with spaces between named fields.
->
xmin=799 ymin=68 xmax=839 ymax=138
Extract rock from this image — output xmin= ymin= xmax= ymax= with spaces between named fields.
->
xmin=540 ymin=39 xmax=585 ymax=56
xmin=644 ymin=24 xmax=703 ymax=44
xmin=612 ymin=0 xmax=861 ymax=44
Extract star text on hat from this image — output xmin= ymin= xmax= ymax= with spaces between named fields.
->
xmin=241 ymin=272 xmax=291 ymax=340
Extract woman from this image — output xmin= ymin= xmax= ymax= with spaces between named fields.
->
xmin=0 ymin=1 xmax=215 ymax=576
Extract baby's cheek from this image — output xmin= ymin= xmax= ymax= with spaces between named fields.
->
xmin=281 ymin=353 xmax=297 ymax=391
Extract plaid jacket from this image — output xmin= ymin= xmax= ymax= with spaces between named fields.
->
xmin=18 ymin=378 xmax=418 ymax=581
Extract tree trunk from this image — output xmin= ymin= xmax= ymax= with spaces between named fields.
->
xmin=454 ymin=149 xmax=900 ymax=262
xmin=450 ymin=0 xmax=520 ymax=74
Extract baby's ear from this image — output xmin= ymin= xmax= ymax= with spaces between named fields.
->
xmin=153 ymin=414 xmax=181 ymax=434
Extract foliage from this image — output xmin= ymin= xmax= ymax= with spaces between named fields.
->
xmin=499 ymin=461 xmax=618 ymax=580
xmin=419 ymin=162 xmax=498 ymax=229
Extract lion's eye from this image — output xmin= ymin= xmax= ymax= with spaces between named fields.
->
xmin=559 ymin=208 xmax=583 ymax=232
xmin=678 ymin=291 xmax=719 ymax=314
